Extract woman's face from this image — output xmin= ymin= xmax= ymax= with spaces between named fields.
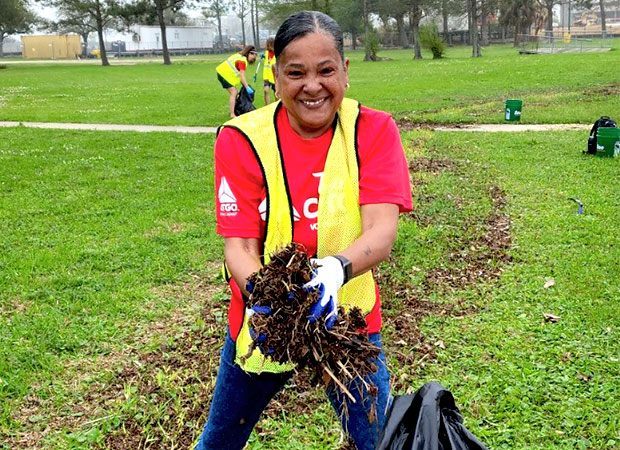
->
xmin=274 ymin=32 xmax=349 ymax=139
xmin=248 ymin=52 xmax=257 ymax=63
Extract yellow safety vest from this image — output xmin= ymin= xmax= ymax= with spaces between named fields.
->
xmin=220 ymin=99 xmax=377 ymax=373
xmin=216 ymin=53 xmax=247 ymax=86
xmin=263 ymin=53 xmax=276 ymax=84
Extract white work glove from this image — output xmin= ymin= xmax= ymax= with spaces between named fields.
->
xmin=303 ymin=256 xmax=345 ymax=329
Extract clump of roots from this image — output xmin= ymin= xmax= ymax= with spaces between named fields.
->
xmin=245 ymin=244 xmax=380 ymax=405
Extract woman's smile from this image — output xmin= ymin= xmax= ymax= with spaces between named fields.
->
xmin=300 ymin=97 xmax=327 ymax=108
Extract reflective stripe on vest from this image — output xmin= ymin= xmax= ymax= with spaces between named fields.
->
xmin=263 ymin=54 xmax=276 ymax=84
xmin=221 ymin=99 xmax=376 ymax=373
xmin=216 ymin=53 xmax=247 ymax=86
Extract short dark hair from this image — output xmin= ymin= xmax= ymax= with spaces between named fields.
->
xmin=274 ymin=11 xmax=344 ymax=63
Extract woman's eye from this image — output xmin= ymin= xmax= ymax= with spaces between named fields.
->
xmin=288 ymin=71 xmax=303 ymax=78
xmin=321 ymin=68 xmax=335 ymax=75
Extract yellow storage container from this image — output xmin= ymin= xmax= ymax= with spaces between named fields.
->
xmin=21 ymin=35 xmax=81 ymax=60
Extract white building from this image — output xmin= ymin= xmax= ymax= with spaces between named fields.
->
xmin=89 ymin=25 xmax=216 ymax=53
xmin=1 ymin=36 xmax=22 ymax=55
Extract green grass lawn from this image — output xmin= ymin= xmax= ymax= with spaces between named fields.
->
xmin=0 ymin=128 xmax=218 ymax=448
xmin=1 ymin=124 xmax=619 ymax=449
xmin=1 ymin=43 xmax=618 ymax=126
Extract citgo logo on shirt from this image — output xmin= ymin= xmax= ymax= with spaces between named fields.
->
xmin=257 ymin=172 xmax=323 ymax=230
xmin=219 ymin=177 xmax=239 ymax=216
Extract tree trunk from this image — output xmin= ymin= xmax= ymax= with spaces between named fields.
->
xmin=442 ymin=0 xmax=450 ymax=44
xmin=241 ymin=9 xmax=246 ymax=45
xmin=217 ymin=11 xmax=223 ymax=48
xmin=470 ymin=0 xmax=481 ymax=56
xmin=95 ymin=1 xmax=109 ymax=66
xmin=412 ymin=22 xmax=422 ymax=59
xmin=254 ymin=0 xmax=260 ymax=50
xmin=81 ymin=32 xmax=89 ymax=57
xmin=250 ymin=0 xmax=257 ymax=48
xmin=513 ymin=24 xmax=520 ymax=47
xmin=156 ymin=1 xmax=171 ymax=65
xmin=352 ymin=30 xmax=357 ymax=50
xmin=481 ymin=1 xmax=489 ymax=46
xmin=411 ymin=8 xmax=422 ymax=60
xmin=599 ymin=0 xmax=607 ymax=34
xmin=546 ymin=2 xmax=554 ymax=36
xmin=0 ymin=35 xmax=4 ymax=58
xmin=363 ymin=0 xmax=371 ymax=60
xmin=396 ymin=14 xmax=409 ymax=48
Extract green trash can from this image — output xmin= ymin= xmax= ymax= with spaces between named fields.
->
xmin=596 ymin=127 xmax=620 ymax=158
xmin=505 ymin=99 xmax=523 ymax=122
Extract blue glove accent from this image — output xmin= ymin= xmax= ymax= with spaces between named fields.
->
xmin=307 ymin=284 xmax=337 ymax=329
xmin=251 ymin=305 xmax=271 ymax=315
xmin=253 ymin=74 xmax=257 ymax=83
xmin=248 ymin=304 xmax=274 ymax=354
xmin=249 ymin=328 xmax=266 ymax=343
xmin=260 ymin=51 xmax=265 ymax=59
xmin=245 ymin=281 xmax=254 ymax=293
xmin=259 ymin=344 xmax=275 ymax=355
xmin=246 ymin=86 xmax=254 ymax=96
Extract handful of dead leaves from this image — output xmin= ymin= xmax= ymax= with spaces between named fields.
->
xmin=244 ymin=244 xmax=380 ymax=405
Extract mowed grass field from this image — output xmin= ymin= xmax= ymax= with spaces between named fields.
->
xmin=1 ymin=45 xmax=620 ymax=449
xmin=0 ymin=43 xmax=619 ymax=126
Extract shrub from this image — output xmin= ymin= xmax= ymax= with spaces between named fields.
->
xmin=363 ymin=28 xmax=380 ymax=61
xmin=419 ymin=23 xmax=446 ymax=59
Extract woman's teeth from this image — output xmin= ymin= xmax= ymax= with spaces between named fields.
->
xmin=302 ymin=98 xmax=325 ymax=106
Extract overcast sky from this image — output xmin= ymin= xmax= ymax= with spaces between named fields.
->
xmin=32 ymin=4 xmax=206 ymax=23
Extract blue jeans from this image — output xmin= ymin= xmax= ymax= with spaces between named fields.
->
xmin=195 ymin=331 xmax=391 ymax=450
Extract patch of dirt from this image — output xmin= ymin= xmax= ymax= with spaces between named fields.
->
xmin=423 ymin=184 xmax=511 ymax=293
xmin=409 ymin=156 xmax=454 ymax=174
xmin=394 ymin=119 xmax=438 ymax=131
xmin=585 ymin=82 xmax=620 ymax=97
xmin=0 ymin=295 xmax=32 ymax=319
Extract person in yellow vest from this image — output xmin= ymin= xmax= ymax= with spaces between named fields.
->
xmin=196 ymin=11 xmax=412 ymax=450
xmin=262 ymin=37 xmax=276 ymax=105
xmin=215 ymin=45 xmax=258 ymax=119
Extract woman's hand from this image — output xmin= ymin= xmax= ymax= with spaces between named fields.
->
xmin=304 ymin=256 xmax=344 ymax=329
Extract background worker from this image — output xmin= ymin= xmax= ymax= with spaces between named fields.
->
xmin=263 ymin=37 xmax=276 ymax=104
xmin=196 ymin=10 xmax=412 ymax=450
xmin=215 ymin=45 xmax=257 ymax=118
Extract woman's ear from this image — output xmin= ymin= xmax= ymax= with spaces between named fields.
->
xmin=273 ymin=66 xmax=280 ymax=99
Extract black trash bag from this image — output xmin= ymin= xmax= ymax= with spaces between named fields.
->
xmin=376 ymin=381 xmax=489 ymax=450
xmin=234 ymin=86 xmax=256 ymax=116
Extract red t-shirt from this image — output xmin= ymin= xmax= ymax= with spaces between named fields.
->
xmin=235 ymin=60 xmax=246 ymax=71
xmin=215 ymin=104 xmax=412 ymax=339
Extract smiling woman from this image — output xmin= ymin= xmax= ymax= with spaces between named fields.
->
xmin=195 ymin=10 xmax=413 ymax=450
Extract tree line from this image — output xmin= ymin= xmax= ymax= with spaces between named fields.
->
xmin=1 ymin=0 xmax=607 ymax=63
